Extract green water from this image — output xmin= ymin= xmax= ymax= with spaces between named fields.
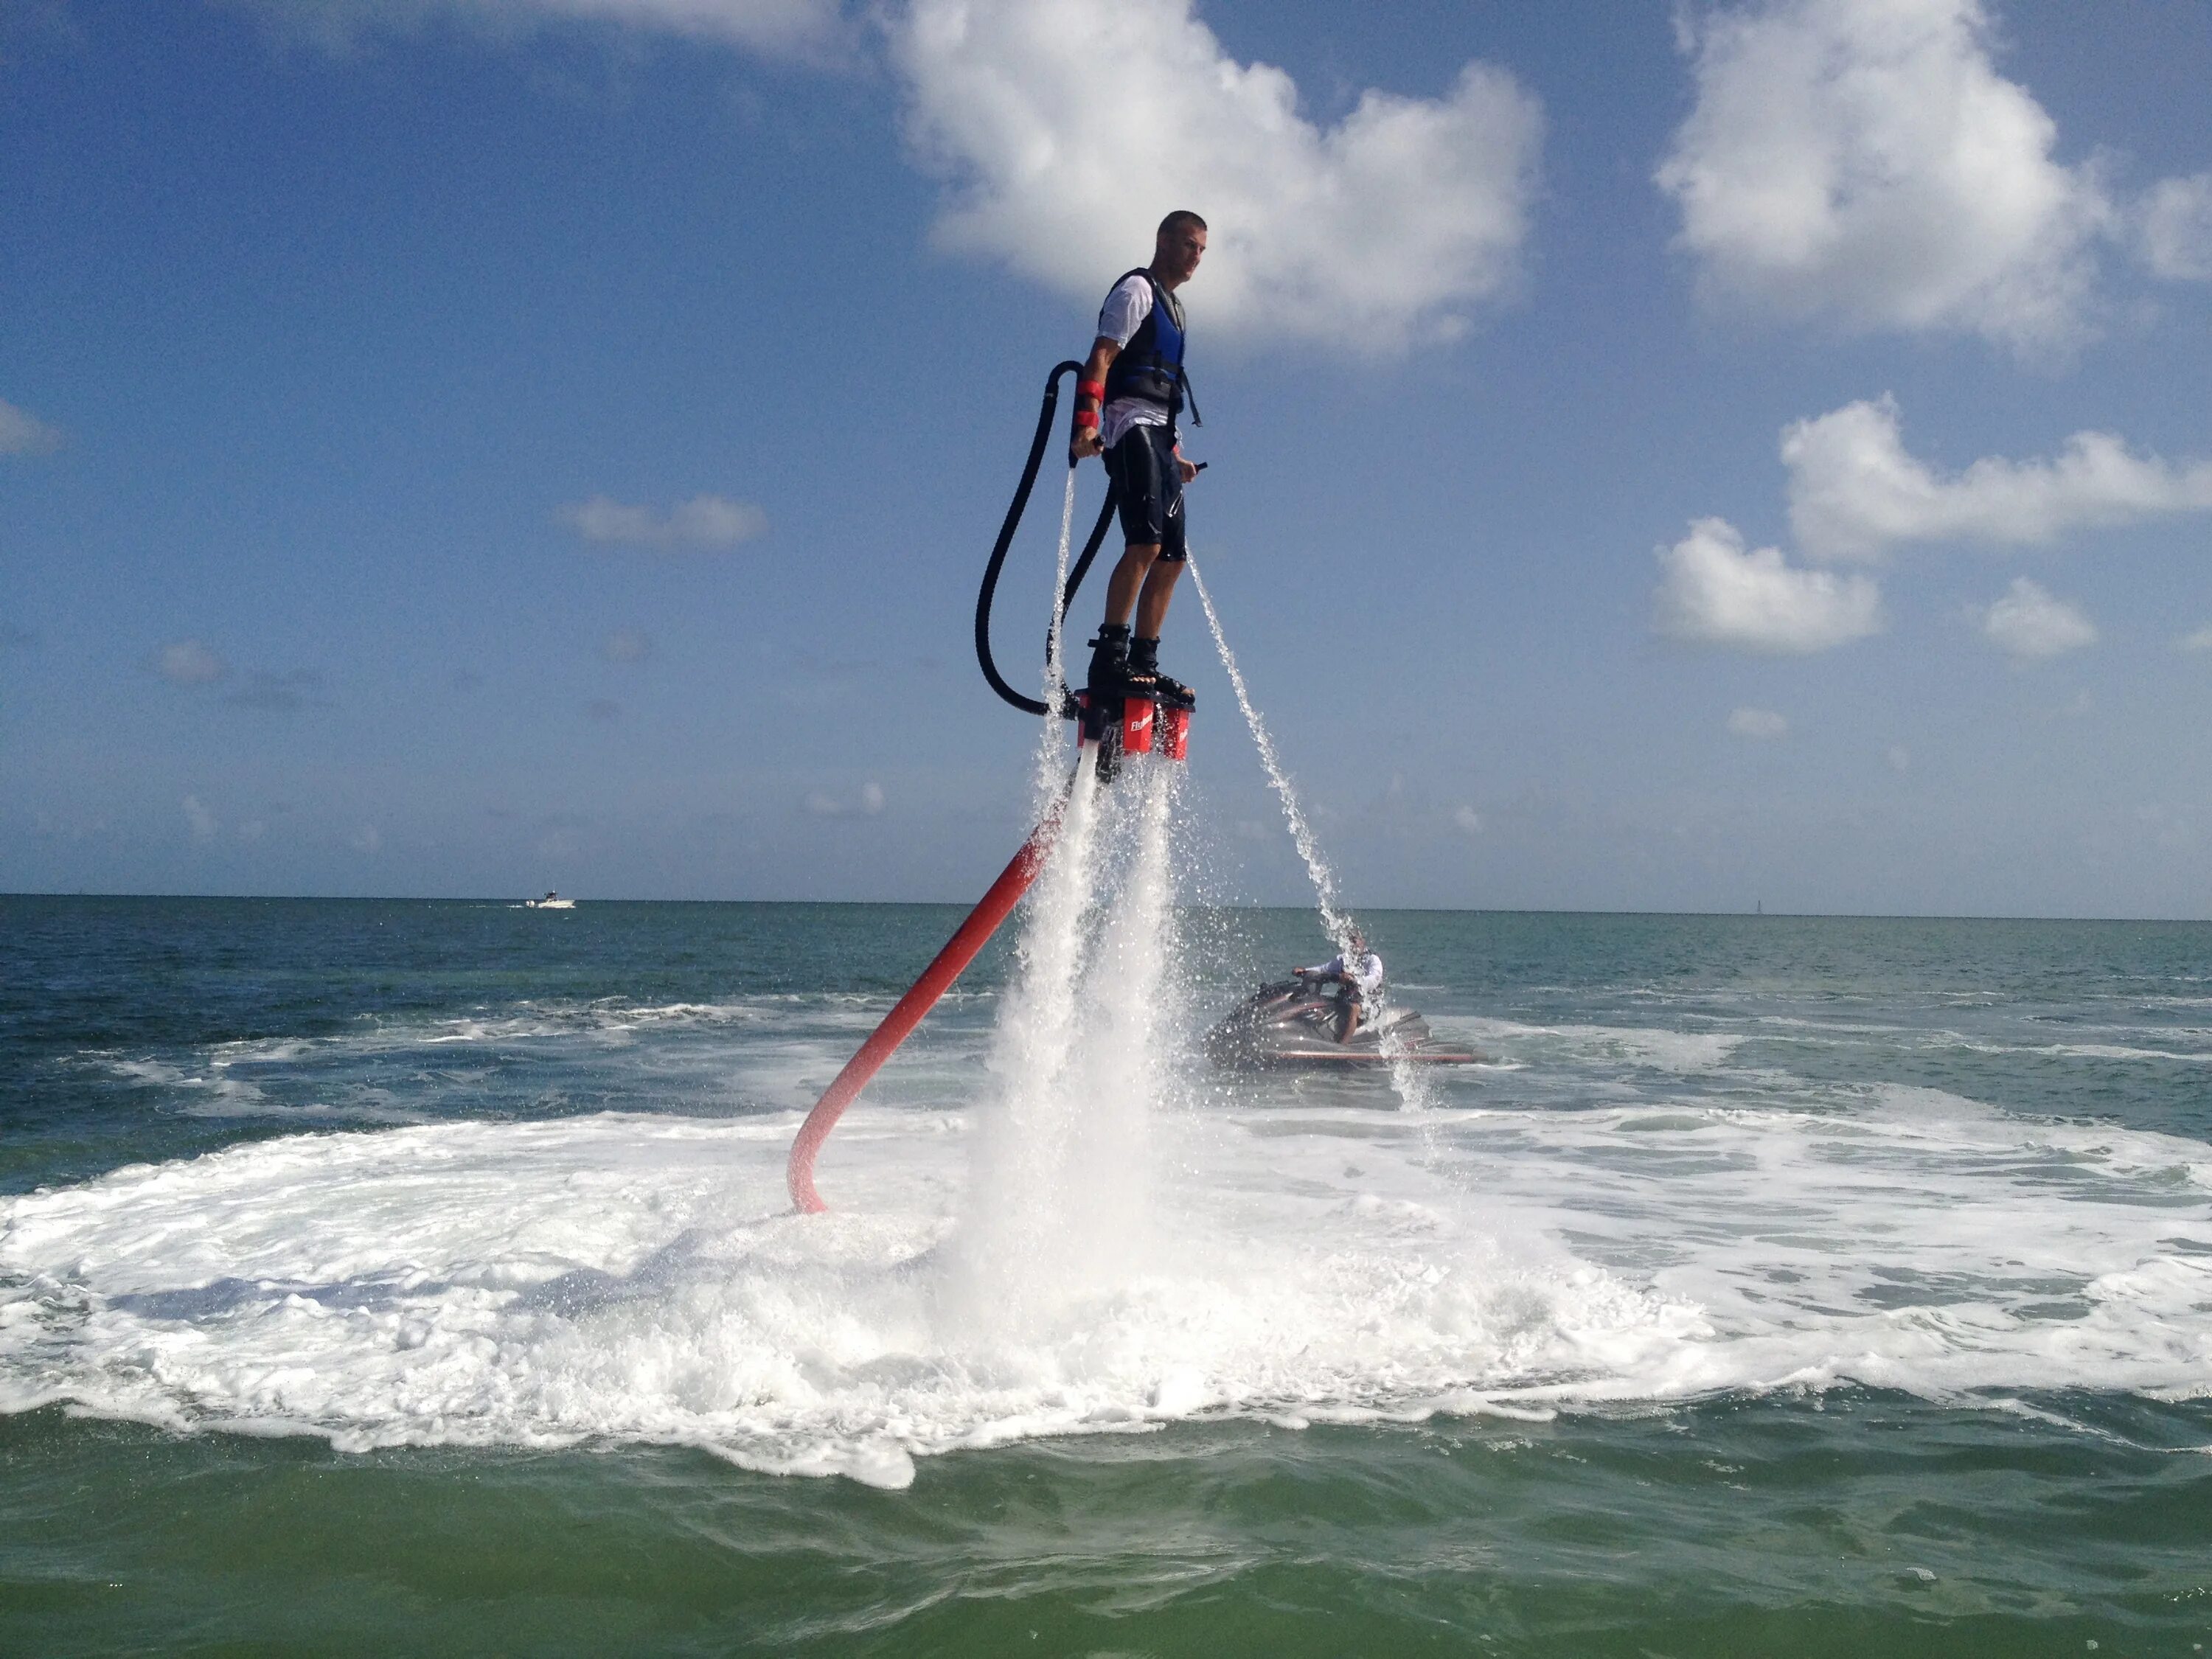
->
xmin=9 ymin=1402 xmax=2209 ymax=1655
xmin=4 ymin=898 xmax=2212 ymax=1654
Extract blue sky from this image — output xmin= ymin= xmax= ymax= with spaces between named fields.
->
xmin=4 ymin=0 xmax=2211 ymax=914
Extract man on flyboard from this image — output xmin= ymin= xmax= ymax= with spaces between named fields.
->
xmin=1068 ymin=210 xmax=1206 ymax=709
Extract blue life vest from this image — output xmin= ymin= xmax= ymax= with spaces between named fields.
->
xmin=1102 ymin=268 xmax=1200 ymax=428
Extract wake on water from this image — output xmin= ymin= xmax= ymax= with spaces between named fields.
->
xmin=11 ymin=1038 xmax=2212 ymax=1488
xmin=9 ymin=553 xmax=2212 ymax=1485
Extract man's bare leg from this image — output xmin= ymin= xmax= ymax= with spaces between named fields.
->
xmin=1103 ymin=543 xmax=1161 ymax=627
xmin=1135 ymin=557 xmax=1182 ymax=639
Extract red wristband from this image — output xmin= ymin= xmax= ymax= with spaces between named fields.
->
xmin=1079 ymin=379 xmax=1105 ymax=402
xmin=1074 ymin=409 xmax=1099 ymax=430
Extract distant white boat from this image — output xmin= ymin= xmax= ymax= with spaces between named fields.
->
xmin=524 ymin=891 xmax=576 ymax=910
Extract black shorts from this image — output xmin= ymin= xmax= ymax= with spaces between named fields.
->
xmin=1103 ymin=422 xmax=1187 ymax=563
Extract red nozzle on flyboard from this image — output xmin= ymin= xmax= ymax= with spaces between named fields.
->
xmin=1122 ymin=696 xmax=1155 ymax=755
xmin=1161 ymin=703 xmax=1189 ymax=761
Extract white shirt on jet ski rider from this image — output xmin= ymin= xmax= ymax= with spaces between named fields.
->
xmin=1298 ymin=950 xmax=1382 ymax=999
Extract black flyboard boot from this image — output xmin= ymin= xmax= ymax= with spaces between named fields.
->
xmin=1130 ymin=635 xmax=1194 ymax=709
xmin=1085 ymin=622 xmax=1135 ymax=698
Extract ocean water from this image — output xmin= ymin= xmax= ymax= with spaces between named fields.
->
xmin=5 ymin=891 xmax=2212 ymax=1655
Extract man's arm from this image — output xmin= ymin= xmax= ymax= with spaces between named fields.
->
xmin=1069 ymin=335 xmax=1119 ymax=461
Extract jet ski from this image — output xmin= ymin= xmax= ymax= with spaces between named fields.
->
xmin=1203 ymin=979 xmax=1484 ymax=1070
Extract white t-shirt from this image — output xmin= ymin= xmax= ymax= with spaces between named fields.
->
xmin=1095 ymin=273 xmax=1178 ymax=449
xmin=1302 ymin=952 xmax=1384 ymax=997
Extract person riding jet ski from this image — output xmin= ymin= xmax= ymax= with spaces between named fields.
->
xmin=1294 ymin=932 xmax=1383 ymax=1043
xmin=1203 ymin=933 xmax=1482 ymax=1071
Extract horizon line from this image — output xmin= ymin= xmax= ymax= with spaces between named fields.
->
xmin=4 ymin=892 xmax=2209 ymax=927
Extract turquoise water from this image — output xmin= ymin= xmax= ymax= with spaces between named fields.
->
xmin=6 ymin=895 xmax=2212 ymax=1654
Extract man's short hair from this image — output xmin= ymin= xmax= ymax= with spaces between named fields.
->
xmin=1157 ymin=209 xmax=1207 ymax=240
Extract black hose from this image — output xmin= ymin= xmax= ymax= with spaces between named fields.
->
xmin=975 ymin=361 xmax=1120 ymax=716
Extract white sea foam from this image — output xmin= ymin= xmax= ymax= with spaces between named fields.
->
xmin=1452 ymin=1021 xmax=1747 ymax=1073
xmin=75 ymin=992 xmax=969 ymax=1125
xmin=9 ymin=1076 xmax=2212 ymax=1487
xmin=1740 ymin=1021 xmax=2212 ymax=1065
xmin=82 ymin=1056 xmax=295 ymax=1119
xmin=91 ymin=999 xmax=902 ymax=1085
xmin=2004 ymin=1041 xmax=2212 ymax=1064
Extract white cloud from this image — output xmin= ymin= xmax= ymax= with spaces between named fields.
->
xmin=1977 ymin=576 xmax=2096 ymax=659
xmin=804 ymin=781 xmax=886 ymax=818
xmin=1887 ymin=744 xmax=1912 ymax=772
xmin=1728 ymin=706 xmax=1789 ymax=739
xmin=237 ymin=0 xmax=1543 ymax=351
xmin=155 ymin=639 xmax=229 ymax=686
xmin=602 ymin=627 xmax=653 ymax=664
xmin=182 ymin=795 xmax=220 ymax=844
xmin=893 ymin=0 xmax=1543 ymax=351
xmin=1656 ymin=0 xmax=2110 ymax=351
xmin=2180 ymin=626 xmax=2212 ymax=653
xmin=0 ymin=397 xmax=62 ymax=456
xmin=2138 ymin=172 xmax=2212 ymax=281
xmin=1453 ymin=804 xmax=1484 ymax=835
xmin=228 ymin=0 xmax=844 ymax=58
xmin=560 ymin=493 xmax=767 ymax=550
xmin=352 ymin=824 xmax=383 ymax=854
xmin=1653 ymin=518 xmax=1883 ymax=654
xmin=1784 ymin=396 xmax=2212 ymax=562
xmin=237 ymin=0 xmax=1541 ymax=350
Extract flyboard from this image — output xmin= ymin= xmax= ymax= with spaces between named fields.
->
xmin=786 ymin=362 xmax=1190 ymax=1214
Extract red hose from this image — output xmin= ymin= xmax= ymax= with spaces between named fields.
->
xmin=786 ymin=804 xmax=1063 ymax=1213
